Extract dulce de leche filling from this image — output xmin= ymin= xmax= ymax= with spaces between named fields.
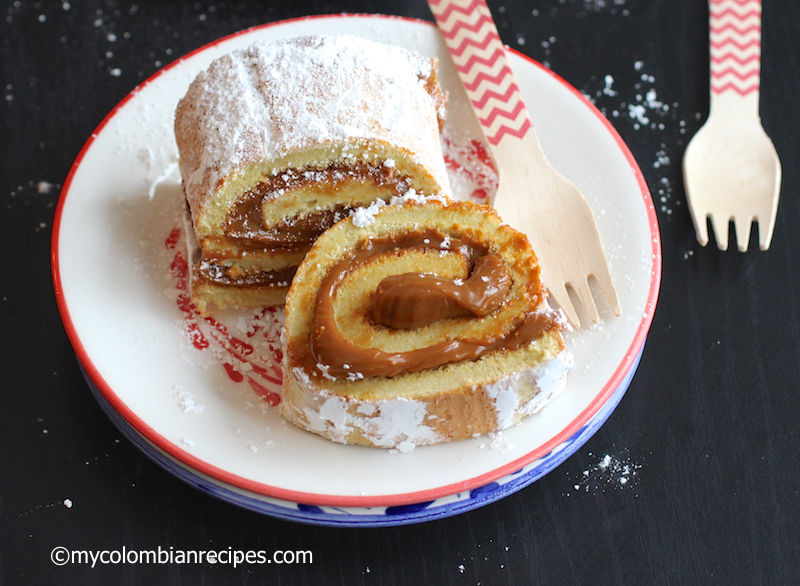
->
xmin=370 ymin=254 xmax=511 ymax=329
xmin=225 ymin=163 xmax=413 ymax=247
xmin=310 ymin=229 xmax=555 ymax=379
xmin=196 ymin=163 xmax=414 ymax=289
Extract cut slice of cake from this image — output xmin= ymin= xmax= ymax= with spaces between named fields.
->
xmin=174 ymin=35 xmax=451 ymax=313
xmin=280 ymin=196 xmax=572 ymax=451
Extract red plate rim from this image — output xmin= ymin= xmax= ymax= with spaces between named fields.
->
xmin=50 ymin=13 xmax=662 ymax=508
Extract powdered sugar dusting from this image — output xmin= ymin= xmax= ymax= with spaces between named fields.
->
xmin=349 ymin=189 xmax=450 ymax=228
xmin=173 ymin=384 xmax=205 ymax=414
xmin=564 ymin=450 xmax=642 ymax=495
xmin=585 ymin=60 xmax=688 ymax=219
xmin=294 ymin=386 xmax=440 ymax=451
xmin=350 ymin=199 xmax=389 ymax=228
xmin=176 ymin=35 xmax=448 ymax=220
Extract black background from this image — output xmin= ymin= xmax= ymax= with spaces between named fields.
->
xmin=3 ymin=0 xmax=800 ymax=583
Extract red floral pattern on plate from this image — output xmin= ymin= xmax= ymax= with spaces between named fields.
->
xmin=165 ymin=226 xmax=283 ymax=407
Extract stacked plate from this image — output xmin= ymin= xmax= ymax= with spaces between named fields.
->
xmin=52 ymin=15 xmax=660 ymax=527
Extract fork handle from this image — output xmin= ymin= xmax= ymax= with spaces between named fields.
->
xmin=427 ymin=0 xmax=539 ymax=151
xmin=708 ymin=0 xmax=762 ymax=118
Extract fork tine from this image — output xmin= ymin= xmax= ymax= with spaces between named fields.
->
xmin=758 ymin=218 xmax=776 ymax=251
xmin=573 ymin=277 xmax=601 ymax=324
xmin=692 ymin=209 xmax=710 ymax=247
xmin=734 ymin=216 xmax=753 ymax=252
xmin=709 ymin=213 xmax=730 ymax=251
xmin=547 ymin=281 xmax=580 ymax=329
xmin=556 ymin=277 xmax=600 ymax=328
xmin=591 ymin=264 xmax=622 ymax=318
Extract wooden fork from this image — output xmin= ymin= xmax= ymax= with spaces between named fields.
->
xmin=683 ymin=0 xmax=781 ymax=251
xmin=428 ymin=0 xmax=621 ymax=327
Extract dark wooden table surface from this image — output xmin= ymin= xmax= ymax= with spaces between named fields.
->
xmin=3 ymin=0 xmax=800 ymax=583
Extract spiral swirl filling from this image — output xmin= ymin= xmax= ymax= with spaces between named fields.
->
xmin=310 ymin=228 xmax=556 ymax=380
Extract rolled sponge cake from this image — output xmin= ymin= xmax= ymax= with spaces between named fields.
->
xmin=174 ymin=35 xmax=451 ymax=313
xmin=280 ymin=196 xmax=572 ymax=451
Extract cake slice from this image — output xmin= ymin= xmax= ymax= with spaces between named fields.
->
xmin=280 ymin=196 xmax=572 ymax=451
xmin=174 ymin=35 xmax=450 ymax=313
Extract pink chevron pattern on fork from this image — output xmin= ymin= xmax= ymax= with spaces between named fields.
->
xmin=710 ymin=0 xmax=761 ymax=96
xmin=428 ymin=0 xmax=532 ymax=145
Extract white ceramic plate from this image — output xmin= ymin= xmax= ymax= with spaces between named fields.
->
xmin=84 ymin=346 xmax=642 ymax=526
xmin=52 ymin=15 xmax=660 ymax=515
